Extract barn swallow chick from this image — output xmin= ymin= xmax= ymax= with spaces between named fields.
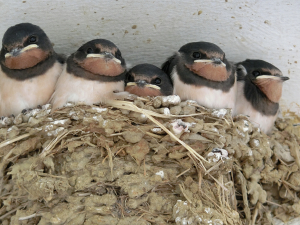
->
xmin=125 ymin=63 xmax=173 ymax=97
xmin=233 ymin=59 xmax=289 ymax=134
xmin=0 ymin=23 xmax=64 ymax=117
xmin=50 ymin=39 xmax=127 ymax=110
xmin=162 ymin=42 xmax=236 ymax=110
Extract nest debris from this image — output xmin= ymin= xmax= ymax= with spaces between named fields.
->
xmin=0 ymin=96 xmax=299 ymax=225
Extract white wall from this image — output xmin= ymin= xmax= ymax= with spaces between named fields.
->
xmin=0 ymin=0 xmax=299 ymax=113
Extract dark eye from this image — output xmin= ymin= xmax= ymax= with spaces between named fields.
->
xmin=29 ymin=36 xmax=37 ymax=43
xmin=153 ymin=78 xmax=161 ymax=85
xmin=192 ymin=52 xmax=201 ymax=59
xmin=115 ymin=50 xmax=122 ymax=59
xmin=252 ymin=70 xmax=261 ymax=77
xmin=87 ymin=48 xmax=94 ymax=54
xmin=126 ymin=74 xmax=134 ymax=82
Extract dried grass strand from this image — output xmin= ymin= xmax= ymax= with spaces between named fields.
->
xmin=107 ymin=100 xmax=208 ymax=170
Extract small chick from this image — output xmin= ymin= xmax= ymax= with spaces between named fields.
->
xmin=162 ymin=41 xmax=236 ymax=110
xmin=0 ymin=23 xmax=64 ymax=116
xmin=234 ymin=59 xmax=289 ymax=134
xmin=125 ymin=63 xmax=173 ymax=97
xmin=50 ymin=39 xmax=127 ymax=110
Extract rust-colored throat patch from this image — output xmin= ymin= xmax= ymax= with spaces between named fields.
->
xmin=185 ymin=61 xmax=229 ymax=82
xmin=79 ymin=57 xmax=125 ymax=77
xmin=254 ymin=78 xmax=283 ymax=103
xmin=5 ymin=48 xmax=49 ymax=70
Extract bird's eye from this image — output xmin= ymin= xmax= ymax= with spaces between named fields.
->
xmin=252 ymin=70 xmax=261 ymax=77
xmin=87 ymin=48 xmax=94 ymax=54
xmin=126 ymin=74 xmax=135 ymax=82
xmin=192 ymin=52 xmax=201 ymax=59
xmin=29 ymin=36 xmax=37 ymax=43
xmin=153 ymin=78 xmax=161 ymax=85
xmin=115 ymin=50 xmax=122 ymax=59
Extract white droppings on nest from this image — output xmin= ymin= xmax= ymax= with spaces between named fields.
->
xmin=42 ymin=104 xmax=52 ymax=110
xmin=7 ymin=126 xmax=17 ymax=132
xmin=214 ymin=219 xmax=224 ymax=225
xmin=51 ymin=119 xmax=69 ymax=125
xmin=161 ymin=95 xmax=181 ymax=105
xmin=243 ymin=120 xmax=250 ymax=132
xmin=36 ymin=109 xmax=51 ymax=118
xmin=151 ymin=127 xmax=164 ymax=134
xmin=44 ymin=125 xmax=54 ymax=132
xmin=174 ymin=200 xmax=193 ymax=225
xmin=34 ymin=127 xmax=42 ymax=132
xmin=155 ymin=170 xmax=164 ymax=179
xmin=103 ymin=120 xmax=108 ymax=126
xmin=207 ymin=148 xmax=229 ymax=163
xmin=47 ymin=127 xmax=65 ymax=136
xmin=68 ymin=110 xmax=79 ymax=120
xmin=204 ymin=207 xmax=211 ymax=214
xmin=68 ymin=111 xmax=76 ymax=116
xmin=0 ymin=117 xmax=12 ymax=126
xmin=237 ymin=129 xmax=245 ymax=137
xmin=248 ymin=149 xmax=253 ymax=156
xmin=205 ymin=220 xmax=212 ymax=225
xmin=181 ymin=217 xmax=188 ymax=225
xmin=171 ymin=119 xmax=195 ymax=135
xmin=211 ymin=127 xmax=219 ymax=133
xmin=163 ymin=108 xmax=170 ymax=115
xmin=253 ymin=139 xmax=260 ymax=146
xmin=27 ymin=109 xmax=41 ymax=117
xmin=64 ymin=102 xmax=75 ymax=107
xmin=212 ymin=108 xmax=228 ymax=118
xmin=91 ymin=107 xmax=108 ymax=113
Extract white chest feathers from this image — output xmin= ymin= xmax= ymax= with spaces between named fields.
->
xmin=0 ymin=61 xmax=63 ymax=116
xmin=50 ymin=66 xmax=125 ymax=110
xmin=234 ymin=81 xmax=278 ymax=134
xmin=172 ymin=68 xmax=237 ymax=110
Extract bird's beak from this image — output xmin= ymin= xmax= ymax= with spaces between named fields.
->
xmin=86 ymin=52 xmax=121 ymax=64
xmin=280 ymin=76 xmax=289 ymax=81
xmin=126 ymin=81 xmax=161 ymax=90
xmin=256 ymin=75 xmax=289 ymax=82
xmin=145 ymin=84 xmax=161 ymax=90
xmin=126 ymin=82 xmax=137 ymax=87
xmin=194 ymin=58 xmax=226 ymax=67
xmin=5 ymin=44 xmax=39 ymax=58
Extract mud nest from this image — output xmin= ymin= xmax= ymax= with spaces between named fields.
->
xmin=0 ymin=96 xmax=299 ymax=225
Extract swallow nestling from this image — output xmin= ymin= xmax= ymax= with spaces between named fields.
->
xmin=162 ymin=41 xmax=236 ymax=110
xmin=50 ymin=39 xmax=127 ymax=110
xmin=233 ymin=59 xmax=289 ymax=134
xmin=0 ymin=23 xmax=65 ymax=117
xmin=125 ymin=63 xmax=173 ymax=97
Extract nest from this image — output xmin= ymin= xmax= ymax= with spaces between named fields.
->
xmin=0 ymin=96 xmax=299 ymax=225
